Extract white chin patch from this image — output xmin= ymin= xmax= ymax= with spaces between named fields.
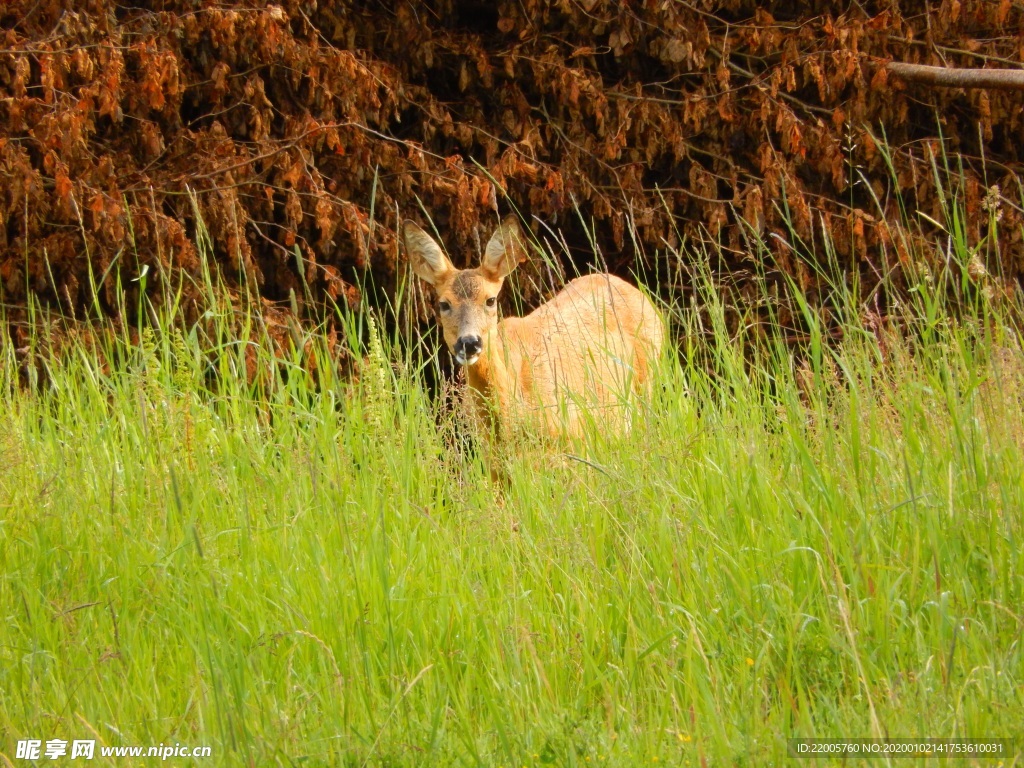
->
xmin=455 ymin=353 xmax=480 ymax=366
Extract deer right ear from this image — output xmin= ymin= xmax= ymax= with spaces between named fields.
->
xmin=480 ymin=215 xmax=527 ymax=281
xmin=404 ymin=221 xmax=454 ymax=286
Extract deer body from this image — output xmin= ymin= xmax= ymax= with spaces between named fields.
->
xmin=404 ymin=217 xmax=664 ymax=439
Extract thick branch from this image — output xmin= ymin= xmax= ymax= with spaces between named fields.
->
xmin=885 ymin=62 xmax=1024 ymax=90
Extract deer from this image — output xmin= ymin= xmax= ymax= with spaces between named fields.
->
xmin=404 ymin=215 xmax=665 ymax=441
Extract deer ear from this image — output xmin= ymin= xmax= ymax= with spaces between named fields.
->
xmin=404 ymin=221 xmax=454 ymax=286
xmin=480 ymin=216 xmax=527 ymax=280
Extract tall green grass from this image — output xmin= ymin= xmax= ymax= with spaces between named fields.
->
xmin=1 ymin=176 xmax=1023 ymax=766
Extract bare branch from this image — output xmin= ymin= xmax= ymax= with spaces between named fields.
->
xmin=884 ymin=62 xmax=1024 ymax=90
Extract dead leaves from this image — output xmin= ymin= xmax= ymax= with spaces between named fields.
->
xmin=0 ymin=0 xmax=1020 ymax=329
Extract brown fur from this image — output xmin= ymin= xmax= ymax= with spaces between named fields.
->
xmin=404 ymin=216 xmax=665 ymax=439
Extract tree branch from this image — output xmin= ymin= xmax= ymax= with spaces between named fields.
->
xmin=884 ymin=62 xmax=1024 ymax=91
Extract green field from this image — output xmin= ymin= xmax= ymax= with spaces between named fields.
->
xmin=1 ymin=230 xmax=1022 ymax=767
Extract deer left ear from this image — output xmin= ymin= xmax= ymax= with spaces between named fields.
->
xmin=480 ymin=216 xmax=527 ymax=281
xmin=404 ymin=220 xmax=454 ymax=286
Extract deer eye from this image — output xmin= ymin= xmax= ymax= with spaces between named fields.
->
xmin=485 ymin=296 xmax=497 ymax=308
xmin=438 ymin=300 xmax=451 ymax=313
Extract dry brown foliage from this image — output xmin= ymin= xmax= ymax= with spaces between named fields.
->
xmin=1 ymin=0 xmax=1022 ymax=336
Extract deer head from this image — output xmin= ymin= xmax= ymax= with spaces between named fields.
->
xmin=404 ymin=216 xmax=526 ymax=365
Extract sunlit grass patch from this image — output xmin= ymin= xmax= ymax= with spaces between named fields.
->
xmin=2 ymin=173 xmax=1023 ymax=765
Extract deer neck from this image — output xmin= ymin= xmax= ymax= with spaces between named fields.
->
xmin=465 ymin=327 xmax=514 ymax=424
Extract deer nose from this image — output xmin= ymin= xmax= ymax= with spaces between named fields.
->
xmin=454 ymin=335 xmax=482 ymax=362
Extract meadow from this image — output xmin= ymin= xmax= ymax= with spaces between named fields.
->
xmin=1 ymin=197 xmax=1023 ymax=767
